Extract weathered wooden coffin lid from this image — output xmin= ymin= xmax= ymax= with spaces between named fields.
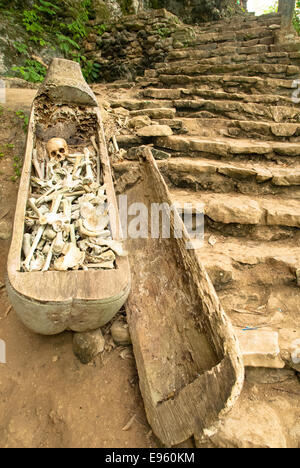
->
xmin=126 ymin=148 xmax=244 ymax=446
xmin=36 ymin=58 xmax=98 ymax=106
xmin=6 ymin=59 xmax=130 ymax=335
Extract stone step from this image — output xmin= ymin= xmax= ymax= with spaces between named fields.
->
xmin=110 ymin=99 xmax=174 ymax=111
xmin=235 ymin=329 xmax=285 ymax=369
xmin=139 ymin=88 xmax=295 ymax=107
xmin=198 ymin=232 xmax=300 ymax=274
xmin=167 ymin=45 xmax=263 ymax=61
xmin=190 ymin=25 xmax=274 ymax=46
xmin=169 ymin=188 xmax=300 ymax=229
xmin=154 ymin=135 xmax=300 ymax=159
xmin=113 ymin=159 xmax=300 ymax=241
xmin=128 ymin=107 xmax=177 ymax=119
xmin=270 ymin=41 xmax=300 ymax=53
xmin=192 ymin=119 xmax=300 ymax=142
xmin=99 ymin=80 xmax=136 ymax=90
xmin=156 ymin=62 xmax=299 ymax=79
xmin=158 ymin=74 xmax=297 ymax=97
xmin=154 ymin=117 xmax=300 ymax=141
xmin=194 ymin=14 xmax=281 ymax=35
xmin=158 ymin=157 xmax=300 ymax=197
xmin=135 ymin=77 xmax=161 ymax=87
xmin=165 ymin=49 xmax=297 ymax=67
xmin=111 ymin=96 xmax=300 ymax=123
xmin=194 ymin=12 xmax=278 ymax=27
xmin=173 ymin=100 xmax=300 ymax=122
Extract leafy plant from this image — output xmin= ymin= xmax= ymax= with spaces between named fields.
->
xmin=96 ymin=24 xmax=107 ymax=36
xmin=56 ymin=33 xmax=80 ymax=56
xmin=33 ymin=0 xmax=60 ymax=16
xmin=294 ymin=1 xmax=300 ymax=35
xmin=156 ymin=27 xmax=171 ymax=38
xmin=22 ymin=10 xmax=44 ymax=35
xmin=12 ymin=155 xmax=22 ymax=178
xmin=82 ymin=60 xmax=101 ymax=82
xmin=12 ymin=59 xmax=47 ymax=83
xmin=29 ymin=36 xmax=48 ymax=47
xmin=13 ymin=41 xmax=29 ymax=55
xmin=263 ymin=1 xmax=278 ymax=14
xmin=15 ymin=110 xmax=29 ymax=133
xmin=8 ymin=0 xmax=100 ymax=83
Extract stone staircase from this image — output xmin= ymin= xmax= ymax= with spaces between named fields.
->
xmin=98 ymin=11 xmax=300 ymax=372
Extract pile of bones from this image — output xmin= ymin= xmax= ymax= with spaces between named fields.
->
xmin=21 ymin=137 xmax=127 ymax=272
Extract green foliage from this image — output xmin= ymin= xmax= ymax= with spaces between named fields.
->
xmin=33 ymin=0 xmax=60 ymax=16
xmin=6 ymin=0 xmax=107 ymax=83
xmin=156 ymin=27 xmax=171 ymax=38
xmin=15 ymin=110 xmax=29 ymax=134
xmin=294 ymin=1 xmax=300 ymax=35
xmin=263 ymin=1 xmax=278 ymax=14
xmin=66 ymin=0 xmax=92 ymax=39
xmin=22 ymin=10 xmax=44 ymax=34
xmin=12 ymin=155 xmax=22 ymax=180
xmin=56 ymin=33 xmax=80 ymax=55
xmin=72 ymin=53 xmax=100 ymax=83
xmin=82 ymin=60 xmax=101 ymax=82
xmin=95 ymin=24 xmax=107 ymax=36
xmin=19 ymin=0 xmax=93 ymax=48
xmin=12 ymin=60 xmax=47 ymax=83
xmin=13 ymin=41 xmax=29 ymax=55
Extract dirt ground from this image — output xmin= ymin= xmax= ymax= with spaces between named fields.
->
xmin=0 ymin=89 xmax=156 ymax=449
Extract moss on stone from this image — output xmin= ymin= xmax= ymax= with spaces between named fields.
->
xmin=92 ymin=1 xmax=112 ymax=22
xmin=117 ymin=0 xmax=135 ymax=15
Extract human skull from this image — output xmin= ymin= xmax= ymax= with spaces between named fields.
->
xmin=46 ymin=138 xmax=69 ymax=163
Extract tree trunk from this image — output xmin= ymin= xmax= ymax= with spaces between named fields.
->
xmin=278 ymin=0 xmax=296 ymax=30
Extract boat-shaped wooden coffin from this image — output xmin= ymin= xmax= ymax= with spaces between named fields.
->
xmin=6 ymin=58 xmax=130 ymax=335
xmin=124 ymin=147 xmax=244 ymax=447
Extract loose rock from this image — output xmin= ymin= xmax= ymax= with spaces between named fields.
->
xmin=0 ymin=220 xmax=12 ymax=240
xmin=73 ymin=329 xmax=105 ymax=364
xmin=137 ymin=125 xmax=173 ymax=137
xmin=111 ymin=318 xmax=132 ymax=346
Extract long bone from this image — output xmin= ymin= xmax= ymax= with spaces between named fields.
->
xmin=83 ymin=148 xmax=94 ymax=184
xmin=28 ymin=198 xmax=44 ymax=218
xmin=36 ymin=187 xmax=56 ymax=206
xmin=72 ymin=154 xmax=84 ymax=178
xmin=31 ymin=177 xmax=48 ymax=188
xmin=91 ymin=136 xmax=100 ymax=185
xmin=32 ymin=149 xmax=44 ymax=180
xmin=42 ymin=239 xmax=55 ymax=272
xmin=22 ymin=233 xmax=32 ymax=258
xmin=70 ymin=224 xmax=76 ymax=245
xmin=23 ymin=226 xmax=45 ymax=271
xmin=39 ymin=194 xmax=63 ymax=226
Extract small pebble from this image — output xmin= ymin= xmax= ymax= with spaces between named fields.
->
xmin=0 ymin=220 xmax=12 ymax=240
